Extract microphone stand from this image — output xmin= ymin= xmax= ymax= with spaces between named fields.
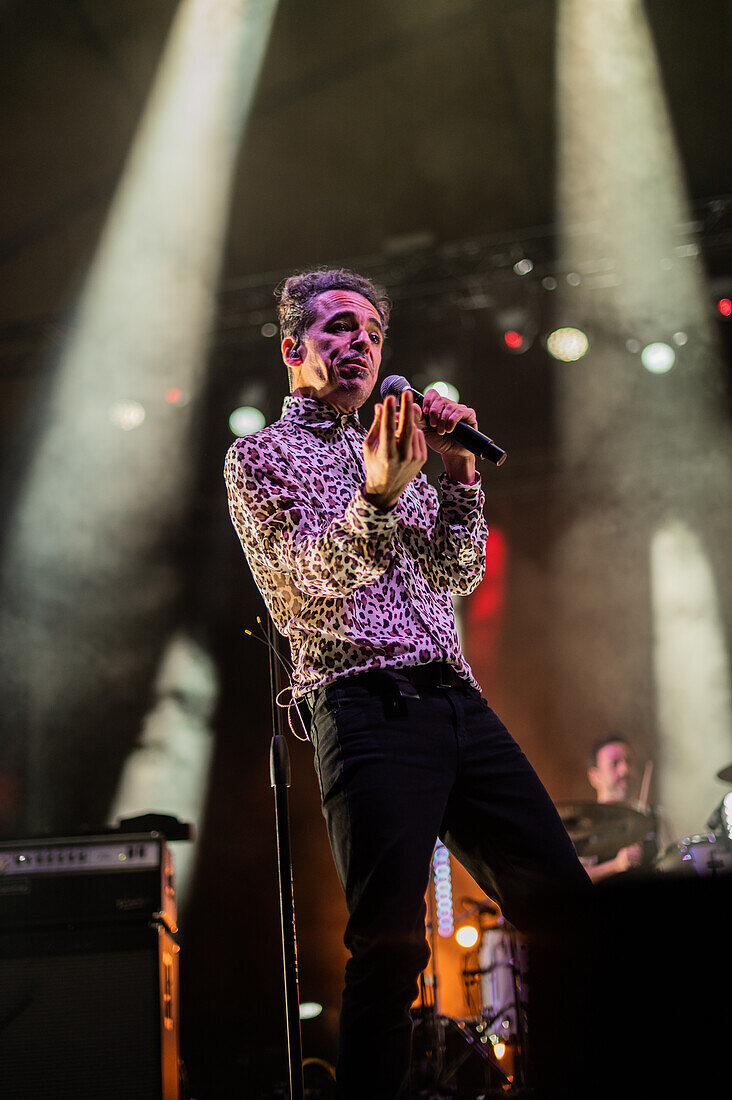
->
xmin=266 ymin=614 xmax=304 ymax=1100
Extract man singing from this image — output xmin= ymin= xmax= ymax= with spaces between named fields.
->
xmin=224 ymin=267 xmax=589 ymax=1098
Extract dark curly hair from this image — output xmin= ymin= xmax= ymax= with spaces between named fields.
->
xmin=275 ymin=267 xmax=391 ymax=346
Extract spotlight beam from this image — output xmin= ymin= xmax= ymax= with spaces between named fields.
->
xmin=651 ymin=521 xmax=732 ymax=839
xmin=549 ymin=0 xmax=732 ymax=840
xmin=0 ymin=0 xmax=280 ymax=829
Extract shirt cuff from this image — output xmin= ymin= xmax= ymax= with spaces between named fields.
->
xmin=438 ymin=471 xmax=483 ymax=495
xmin=349 ymin=487 xmax=400 ymax=534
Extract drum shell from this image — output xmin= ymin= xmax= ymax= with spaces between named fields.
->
xmin=477 ymin=919 xmax=529 ymax=1040
xmin=655 ymin=832 xmax=732 ymax=876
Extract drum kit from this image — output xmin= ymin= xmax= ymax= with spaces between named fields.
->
xmin=412 ymin=760 xmax=732 ymax=1097
xmin=559 ymin=755 xmax=732 ymax=877
xmin=411 ymin=905 xmax=530 ymax=1097
xmin=652 ymin=759 xmax=732 ymax=877
xmin=557 ymin=799 xmax=655 ymax=862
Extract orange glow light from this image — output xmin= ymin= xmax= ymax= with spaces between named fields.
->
xmin=455 ymin=925 xmax=479 ymax=949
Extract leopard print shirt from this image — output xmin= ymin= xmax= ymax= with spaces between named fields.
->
xmin=224 ymin=395 xmax=488 ymax=698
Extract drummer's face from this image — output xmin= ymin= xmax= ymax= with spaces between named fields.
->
xmin=589 ymin=742 xmax=634 ymax=803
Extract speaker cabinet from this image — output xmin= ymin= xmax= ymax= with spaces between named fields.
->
xmin=0 ymin=921 xmax=180 ymax=1100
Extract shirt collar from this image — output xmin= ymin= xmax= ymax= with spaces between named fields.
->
xmin=281 ymin=394 xmax=364 ymax=432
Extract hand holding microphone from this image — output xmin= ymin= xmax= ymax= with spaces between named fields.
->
xmin=379 ymin=375 xmax=507 ymax=466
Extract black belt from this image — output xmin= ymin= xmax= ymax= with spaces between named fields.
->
xmin=396 ymin=661 xmax=466 ymax=691
xmin=341 ymin=661 xmax=466 ymax=697
xmin=304 ymin=661 xmax=468 ymax=712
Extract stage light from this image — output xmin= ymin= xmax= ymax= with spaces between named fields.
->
xmin=428 ymin=380 xmax=460 ymax=402
xmin=433 ymin=840 xmax=454 ymax=937
xmin=299 ymin=1002 xmax=323 ymax=1020
xmin=229 ymin=405 xmax=266 ymax=436
xmin=640 ymin=342 xmax=675 ymax=374
xmin=109 ymin=399 xmax=146 ymax=431
xmin=718 ymin=298 xmax=732 ymax=318
xmin=493 ymin=1042 xmax=506 ymax=1059
xmin=455 ymin=925 xmax=479 ymax=949
xmin=165 ymin=386 xmax=191 ymax=407
xmin=496 ymin=302 xmax=536 ymax=355
xmin=513 ymin=258 xmax=534 ymax=276
xmin=503 ymin=330 xmax=525 ymax=353
xmin=546 ymin=327 xmax=589 ymax=362
xmin=261 ymin=322 xmax=278 ymax=337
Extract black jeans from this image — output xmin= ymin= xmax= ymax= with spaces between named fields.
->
xmin=308 ymin=664 xmax=590 ymax=1099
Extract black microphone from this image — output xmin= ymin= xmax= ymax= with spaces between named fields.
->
xmin=380 ymin=375 xmax=507 ymax=467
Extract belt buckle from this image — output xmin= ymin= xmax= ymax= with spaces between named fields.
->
xmin=381 ymin=669 xmax=419 ymax=699
xmin=396 ymin=676 xmax=420 ymax=699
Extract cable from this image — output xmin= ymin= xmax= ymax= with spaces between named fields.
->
xmin=244 ymin=615 xmax=310 ymax=741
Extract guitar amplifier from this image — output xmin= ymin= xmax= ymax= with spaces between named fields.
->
xmin=0 ymin=832 xmax=177 ymax=932
xmin=0 ymin=832 xmax=181 ymax=1100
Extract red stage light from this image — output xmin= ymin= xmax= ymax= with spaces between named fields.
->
xmin=717 ymin=298 xmax=732 ymax=318
xmin=503 ymin=330 xmax=523 ymax=350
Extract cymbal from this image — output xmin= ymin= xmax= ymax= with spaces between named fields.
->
xmin=556 ymin=800 xmax=651 ymax=859
xmin=717 ymin=763 xmax=732 ymax=783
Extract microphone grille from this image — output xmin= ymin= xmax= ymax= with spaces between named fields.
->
xmin=380 ymin=374 xmax=410 ymax=399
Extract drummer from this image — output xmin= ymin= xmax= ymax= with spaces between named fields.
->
xmin=583 ymin=735 xmax=655 ymax=883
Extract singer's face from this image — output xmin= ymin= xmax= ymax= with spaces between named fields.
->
xmin=284 ymin=290 xmax=384 ymax=412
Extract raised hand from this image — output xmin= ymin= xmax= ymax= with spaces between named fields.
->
xmin=363 ymin=391 xmax=427 ymax=510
